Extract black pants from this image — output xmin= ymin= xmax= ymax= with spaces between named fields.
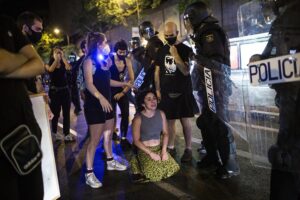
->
xmin=111 ymin=94 xmax=129 ymax=138
xmin=270 ymin=84 xmax=300 ymax=200
xmin=71 ymin=84 xmax=81 ymax=112
xmin=49 ymin=88 xmax=71 ymax=135
xmin=270 ymin=169 xmax=300 ymax=200
xmin=197 ymin=107 xmax=230 ymax=167
xmin=0 ymin=155 xmax=44 ymax=200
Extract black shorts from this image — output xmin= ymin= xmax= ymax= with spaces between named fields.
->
xmin=84 ymin=94 xmax=114 ymax=124
xmin=84 ymin=107 xmax=114 ymax=125
xmin=159 ymin=92 xmax=198 ymax=120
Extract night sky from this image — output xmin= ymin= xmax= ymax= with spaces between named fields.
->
xmin=0 ymin=0 xmax=49 ymax=20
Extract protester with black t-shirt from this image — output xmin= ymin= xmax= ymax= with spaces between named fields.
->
xmin=154 ymin=22 xmax=198 ymax=163
xmin=17 ymin=11 xmax=43 ymax=94
xmin=110 ymin=40 xmax=134 ymax=148
xmin=17 ymin=11 xmax=54 ymax=120
xmin=0 ymin=15 xmax=44 ymax=200
xmin=46 ymin=46 xmax=74 ymax=141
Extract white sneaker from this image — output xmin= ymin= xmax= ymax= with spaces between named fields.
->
xmin=85 ymin=173 xmax=102 ymax=188
xmin=107 ymin=160 xmax=127 ymax=171
xmin=65 ymin=133 xmax=76 ymax=141
xmin=54 ymin=133 xmax=64 ymax=141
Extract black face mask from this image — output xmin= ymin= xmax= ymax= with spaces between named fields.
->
xmin=27 ymin=28 xmax=42 ymax=44
xmin=117 ymin=54 xmax=126 ymax=60
xmin=165 ymin=37 xmax=177 ymax=45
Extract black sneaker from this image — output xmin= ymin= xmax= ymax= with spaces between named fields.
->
xmin=167 ymin=147 xmax=177 ymax=157
xmin=197 ymin=143 xmax=207 ymax=154
xmin=181 ymin=149 xmax=193 ymax=163
xmin=121 ymin=138 xmax=132 ymax=150
xmin=131 ymin=173 xmax=146 ymax=183
xmin=215 ymin=166 xmax=231 ymax=179
xmin=197 ymin=156 xmax=217 ymax=170
xmin=112 ymin=132 xmax=120 ymax=141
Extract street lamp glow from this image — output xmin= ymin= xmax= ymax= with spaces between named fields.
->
xmin=53 ymin=28 xmax=60 ymax=35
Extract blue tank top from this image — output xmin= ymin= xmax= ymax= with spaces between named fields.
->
xmin=84 ymin=58 xmax=111 ymax=109
xmin=140 ymin=110 xmax=162 ymax=142
xmin=110 ymin=56 xmax=127 ymax=94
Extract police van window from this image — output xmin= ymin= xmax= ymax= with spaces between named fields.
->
xmin=240 ymin=41 xmax=268 ymax=69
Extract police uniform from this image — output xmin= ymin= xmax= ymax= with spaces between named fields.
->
xmin=261 ymin=1 xmax=300 ymax=199
xmin=192 ymin=19 xmax=232 ymax=176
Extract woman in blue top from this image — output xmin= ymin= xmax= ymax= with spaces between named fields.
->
xmin=83 ymin=32 xmax=131 ymax=188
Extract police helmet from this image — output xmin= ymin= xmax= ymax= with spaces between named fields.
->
xmin=130 ymin=37 xmax=141 ymax=46
xmin=183 ymin=1 xmax=217 ymax=30
xmin=261 ymin=0 xmax=295 ymax=15
xmin=139 ymin=21 xmax=155 ymax=40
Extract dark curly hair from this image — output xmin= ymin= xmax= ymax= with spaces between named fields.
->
xmin=114 ymin=39 xmax=128 ymax=52
xmin=135 ymin=89 xmax=157 ymax=113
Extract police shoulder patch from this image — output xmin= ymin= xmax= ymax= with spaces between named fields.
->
xmin=205 ymin=34 xmax=214 ymax=43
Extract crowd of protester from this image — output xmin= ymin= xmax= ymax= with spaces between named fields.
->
xmin=4 ymin=0 xmax=298 ymax=199
xmin=0 ymin=4 xmax=236 ymax=195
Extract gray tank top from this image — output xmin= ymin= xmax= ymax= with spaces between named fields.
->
xmin=140 ymin=110 xmax=163 ymax=142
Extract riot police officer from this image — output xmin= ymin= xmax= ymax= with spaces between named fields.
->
xmin=183 ymin=1 xmax=235 ymax=179
xmin=255 ymin=0 xmax=300 ymax=199
xmin=138 ymin=21 xmax=163 ymax=90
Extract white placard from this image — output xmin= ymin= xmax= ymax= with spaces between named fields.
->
xmin=248 ymin=53 xmax=300 ymax=86
xmin=30 ymin=95 xmax=60 ymax=200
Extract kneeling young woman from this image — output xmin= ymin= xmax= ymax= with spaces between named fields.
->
xmin=130 ymin=90 xmax=180 ymax=182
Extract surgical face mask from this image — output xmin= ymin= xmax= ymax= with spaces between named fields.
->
xmin=165 ymin=36 xmax=177 ymax=45
xmin=102 ymin=44 xmax=110 ymax=56
xmin=27 ymin=27 xmax=42 ymax=44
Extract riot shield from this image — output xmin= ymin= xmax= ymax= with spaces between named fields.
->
xmin=237 ymin=0 xmax=274 ymax=37
xmin=191 ymin=57 xmax=240 ymax=175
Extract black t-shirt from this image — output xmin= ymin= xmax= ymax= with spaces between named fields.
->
xmin=48 ymin=58 xmax=69 ymax=87
xmin=0 ymin=15 xmax=39 ymax=136
xmin=84 ymin=57 xmax=111 ymax=110
xmin=110 ymin=56 xmax=127 ymax=95
xmin=154 ymin=43 xmax=193 ymax=94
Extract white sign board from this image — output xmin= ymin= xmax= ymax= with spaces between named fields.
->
xmin=248 ymin=53 xmax=300 ymax=86
xmin=132 ymin=27 xmax=140 ymax=38
xmin=30 ymin=95 xmax=60 ymax=200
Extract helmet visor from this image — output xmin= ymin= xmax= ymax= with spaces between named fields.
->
xmin=183 ymin=17 xmax=193 ymax=36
